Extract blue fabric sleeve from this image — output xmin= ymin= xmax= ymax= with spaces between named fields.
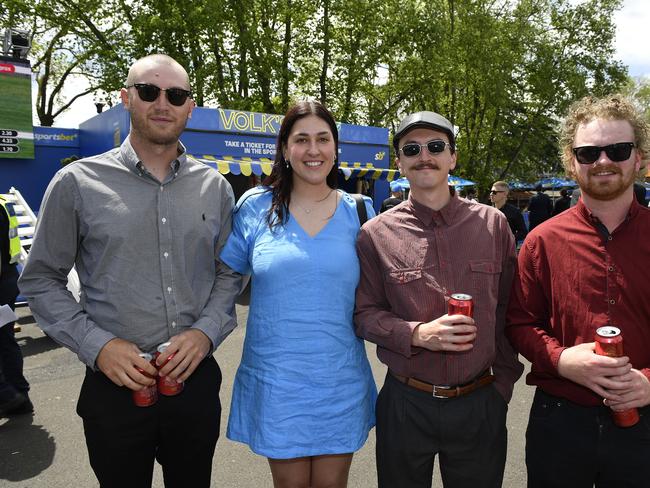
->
xmin=219 ymin=190 xmax=260 ymax=275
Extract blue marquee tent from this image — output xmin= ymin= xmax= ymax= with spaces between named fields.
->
xmin=392 ymin=175 xmax=476 ymax=189
xmin=533 ymin=177 xmax=578 ymax=189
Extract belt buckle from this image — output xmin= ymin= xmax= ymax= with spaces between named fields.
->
xmin=431 ymin=385 xmax=450 ymax=399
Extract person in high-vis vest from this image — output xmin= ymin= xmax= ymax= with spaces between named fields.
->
xmin=0 ymin=195 xmax=32 ymax=417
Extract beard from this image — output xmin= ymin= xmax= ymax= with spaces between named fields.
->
xmin=129 ymin=107 xmax=187 ymax=146
xmin=576 ymin=163 xmax=636 ymax=201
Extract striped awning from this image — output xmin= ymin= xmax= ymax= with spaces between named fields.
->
xmin=338 ymin=162 xmax=400 ymax=181
xmin=192 ymin=155 xmax=399 ymax=181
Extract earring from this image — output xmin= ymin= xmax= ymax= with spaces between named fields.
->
xmin=285 ymin=159 xmax=290 ymax=169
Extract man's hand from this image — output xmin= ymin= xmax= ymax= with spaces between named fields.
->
xmin=156 ymin=329 xmax=212 ymax=382
xmin=96 ymin=338 xmax=158 ymax=390
xmin=604 ymin=369 xmax=650 ymax=411
xmin=557 ymin=342 xmax=632 ymax=399
xmin=412 ymin=314 xmax=477 ymax=352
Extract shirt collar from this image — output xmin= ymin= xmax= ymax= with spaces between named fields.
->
xmin=119 ymin=135 xmax=186 ymax=176
xmin=575 ymin=194 xmax=640 ymax=228
xmin=407 ymin=187 xmax=460 ymax=226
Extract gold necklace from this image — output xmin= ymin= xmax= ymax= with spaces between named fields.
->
xmin=292 ymin=188 xmax=334 ymax=214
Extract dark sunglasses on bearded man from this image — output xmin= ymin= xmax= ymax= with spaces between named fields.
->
xmin=572 ymin=142 xmax=635 ymax=165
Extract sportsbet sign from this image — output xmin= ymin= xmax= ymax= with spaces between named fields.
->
xmin=0 ymin=57 xmax=34 ymax=159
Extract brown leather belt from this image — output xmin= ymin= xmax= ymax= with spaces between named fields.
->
xmin=390 ymin=369 xmax=495 ymax=398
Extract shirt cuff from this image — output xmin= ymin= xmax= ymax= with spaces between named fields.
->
xmin=192 ymin=316 xmax=220 ymax=354
xmin=403 ymin=321 xmax=425 ymax=358
xmin=549 ymin=345 xmax=568 ymax=375
xmin=79 ymin=327 xmax=117 ymax=370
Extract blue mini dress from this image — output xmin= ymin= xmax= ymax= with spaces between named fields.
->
xmin=220 ymin=187 xmax=377 ymax=459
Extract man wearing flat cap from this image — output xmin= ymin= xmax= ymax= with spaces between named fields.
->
xmin=355 ymin=111 xmax=523 ymax=487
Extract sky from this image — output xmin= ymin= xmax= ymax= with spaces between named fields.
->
xmin=50 ymin=0 xmax=650 ymax=129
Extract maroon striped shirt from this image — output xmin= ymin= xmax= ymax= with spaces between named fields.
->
xmin=355 ymin=193 xmax=523 ymax=401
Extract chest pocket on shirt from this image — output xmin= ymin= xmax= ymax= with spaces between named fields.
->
xmin=386 ymin=268 xmax=423 ymax=285
xmin=469 ymin=260 xmax=501 ymax=297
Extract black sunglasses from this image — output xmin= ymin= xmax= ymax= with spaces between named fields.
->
xmin=489 ymin=190 xmax=505 ymax=195
xmin=572 ymin=142 xmax=635 ymax=165
xmin=126 ymin=83 xmax=192 ymax=107
xmin=400 ymin=140 xmax=453 ymax=158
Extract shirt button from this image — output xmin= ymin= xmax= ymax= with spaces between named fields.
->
xmin=607 ymin=236 xmax=613 ymax=241
xmin=160 ymin=186 xmax=164 ymax=191
xmin=163 ymin=252 xmax=169 ymax=258
xmin=609 ymin=299 xmax=615 ymax=305
xmin=608 ymin=266 xmax=614 ymax=272
xmin=167 ymin=286 xmax=172 ymax=293
xmin=161 ymin=217 xmax=167 ymax=224
xmin=171 ymin=321 xmax=176 ymax=328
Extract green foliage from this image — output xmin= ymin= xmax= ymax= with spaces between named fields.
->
xmin=1 ymin=0 xmax=630 ymax=184
xmin=622 ymin=76 xmax=650 ymax=123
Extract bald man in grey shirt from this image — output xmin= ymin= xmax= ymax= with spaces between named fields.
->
xmin=19 ymin=54 xmax=241 ymax=488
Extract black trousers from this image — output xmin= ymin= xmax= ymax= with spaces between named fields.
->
xmin=0 ymin=276 xmax=29 ymax=403
xmin=77 ymin=356 xmax=222 ymax=488
xmin=526 ymin=388 xmax=650 ymax=488
xmin=376 ymin=371 xmax=508 ymax=488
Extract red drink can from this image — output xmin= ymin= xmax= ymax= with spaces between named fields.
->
xmin=448 ymin=293 xmax=474 ymax=342
xmin=155 ymin=342 xmax=184 ymax=396
xmin=594 ymin=326 xmax=639 ymax=427
xmin=448 ymin=293 xmax=474 ymax=317
xmin=132 ymin=353 xmax=158 ymax=407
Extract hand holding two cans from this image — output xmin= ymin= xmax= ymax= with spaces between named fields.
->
xmin=132 ymin=342 xmax=185 ymax=407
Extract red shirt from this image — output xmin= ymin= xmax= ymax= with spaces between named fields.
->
xmin=355 ymin=193 xmax=523 ymax=402
xmin=506 ymin=199 xmax=650 ymax=406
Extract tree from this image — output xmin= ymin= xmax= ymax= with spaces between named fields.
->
xmin=357 ymin=0 xmax=627 ymax=187
xmin=623 ymin=75 xmax=650 ymax=122
xmin=1 ymin=0 xmax=130 ymax=126
xmin=1 ymin=0 xmax=631 ymax=186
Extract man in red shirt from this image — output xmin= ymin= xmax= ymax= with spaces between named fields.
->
xmin=507 ymin=94 xmax=650 ymax=488
xmin=355 ymin=111 xmax=523 ymax=488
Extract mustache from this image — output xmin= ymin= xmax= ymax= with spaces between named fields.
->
xmin=414 ymin=163 xmax=440 ymax=170
xmin=150 ymin=108 xmax=173 ymax=117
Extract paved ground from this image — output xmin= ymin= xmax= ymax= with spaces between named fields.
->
xmin=0 ymin=305 xmax=534 ymax=487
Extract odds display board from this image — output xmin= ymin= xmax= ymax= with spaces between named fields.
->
xmin=0 ymin=56 xmax=34 ymax=159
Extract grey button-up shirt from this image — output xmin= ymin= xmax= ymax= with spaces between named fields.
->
xmin=19 ymin=137 xmax=241 ymax=368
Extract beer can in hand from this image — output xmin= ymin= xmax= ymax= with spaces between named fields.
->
xmin=448 ymin=293 xmax=474 ymax=343
xmin=448 ymin=293 xmax=474 ymax=318
xmin=595 ymin=326 xmax=639 ymax=427
xmin=155 ymin=342 xmax=185 ymax=396
xmin=133 ymin=353 xmax=158 ymax=407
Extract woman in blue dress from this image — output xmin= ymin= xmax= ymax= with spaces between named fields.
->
xmin=220 ymin=100 xmax=377 ymax=487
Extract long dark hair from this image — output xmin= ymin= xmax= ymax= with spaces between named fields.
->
xmin=264 ymin=100 xmax=339 ymax=229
